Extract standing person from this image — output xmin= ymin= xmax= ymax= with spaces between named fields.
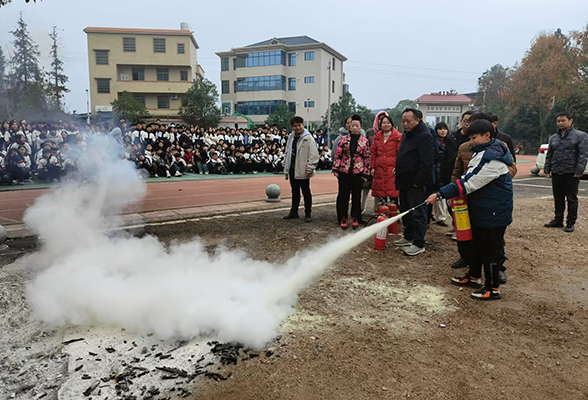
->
xmin=332 ymin=114 xmax=371 ymax=229
xmin=432 ymin=122 xmax=451 ymax=226
xmin=426 ymin=120 xmax=513 ymax=300
xmin=363 ymin=111 xmax=389 ymax=213
xmin=393 ymin=109 xmax=434 ymax=256
xmin=544 ymin=111 xmax=588 ymax=232
xmin=331 ymin=116 xmax=366 ymax=153
xmin=370 ymin=114 xmax=402 ymax=206
xmin=283 ymin=116 xmax=319 ymax=223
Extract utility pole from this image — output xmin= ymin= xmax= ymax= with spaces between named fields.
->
xmin=86 ymin=89 xmax=91 ymax=125
xmin=327 ymin=60 xmax=332 ymax=146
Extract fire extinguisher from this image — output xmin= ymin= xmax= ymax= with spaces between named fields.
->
xmin=374 ymin=205 xmax=389 ymax=251
xmin=387 ymin=202 xmax=399 ymax=235
xmin=449 ymin=195 xmax=473 ymax=241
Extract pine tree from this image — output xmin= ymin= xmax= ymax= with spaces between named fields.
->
xmin=0 ymin=46 xmax=6 ymax=90
xmin=48 ymin=24 xmax=69 ymax=110
xmin=0 ymin=0 xmax=39 ymax=8
xmin=9 ymin=12 xmax=42 ymax=89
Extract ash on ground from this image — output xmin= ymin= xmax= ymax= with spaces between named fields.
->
xmin=0 ymin=249 xmax=277 ymax=400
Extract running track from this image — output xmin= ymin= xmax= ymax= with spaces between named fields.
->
xmin=0 ymin=156 xmax=536 ymax=226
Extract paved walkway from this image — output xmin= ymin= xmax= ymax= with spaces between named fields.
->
xmin=0 ymin=155 xmax=538 ymax=238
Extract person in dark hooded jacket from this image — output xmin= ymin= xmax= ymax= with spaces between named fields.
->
xmin=427 ymin=120 xmax=513 ymax=301
xmin=394 ymin=109 xmax=434 ymax=256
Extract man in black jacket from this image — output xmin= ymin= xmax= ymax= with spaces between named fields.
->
xmin=544 ymin=111 xmax=588 ymax=232
xmin=440 ymin=111 xmax=474 ymax=187
xmin=394 ymin=109 xmax=434 ymax=256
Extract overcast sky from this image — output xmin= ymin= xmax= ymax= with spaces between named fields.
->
xmin=1 ymin=0 xmax=588 ymax=114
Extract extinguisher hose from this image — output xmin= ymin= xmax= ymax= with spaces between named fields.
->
xmin=362 ymin=201 xmax=427 ymax=227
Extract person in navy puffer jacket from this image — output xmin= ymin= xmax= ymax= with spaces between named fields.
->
xmin=426 ymin=120 xmax=513 ymax=301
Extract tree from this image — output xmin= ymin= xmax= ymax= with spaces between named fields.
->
xmin=0 ymin=0 xmax=39 ymax=7
xmin=265 ymin=103 xmax=294 ymax=130
xmin=0 ymin=47 xmax=5 ymax=89
xmin=388 ymin=99 xmax=414 ymax=129
xmin=47 ymin=25 xmax=69 ymax=110
xmin=323 ymin=91 xmax=369 ymax=129
xmin=9 ymin=12 xmax=42 ymax=89
xmin=111 ymin=91 xmax=149 ymax=123
xmin=179 ymin=78 xmax=221 ymax=129
xmin=477 ymin=64 xmax=510 ymax=115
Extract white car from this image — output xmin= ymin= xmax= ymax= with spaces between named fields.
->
xmin=532 ymin=144 xmax=588 ymax=175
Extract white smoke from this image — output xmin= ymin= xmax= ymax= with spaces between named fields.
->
xmin=25 ymin=136 xmax=405 ymax=349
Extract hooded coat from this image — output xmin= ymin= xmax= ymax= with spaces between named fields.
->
xmin=370 ymin=113 xmax=402 ymax=197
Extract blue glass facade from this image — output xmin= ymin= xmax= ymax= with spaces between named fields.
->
xmin=235 ymin=75 xmax=286 ymax=92
xmin=235 ymin=51 xmax=286 ymax=68
xmin=236 ymin=100 xmax=286 ymax=116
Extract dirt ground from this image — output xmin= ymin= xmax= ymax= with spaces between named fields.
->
xmin=2 ymin=197 xmax=588 ymax=400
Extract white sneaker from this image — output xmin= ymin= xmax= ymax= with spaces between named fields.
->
xmin=446 ymin=229 xmax=455 ymax=236
xmin=403 ymin=245 xmax=425 ymax=256
xmin=393 ymin=237 xmax=412 ymax=247
xmin=204 ymin=172 xmax=209 ymax=175
xmin=166 ymin=171 xmax=171 ymax=178
xmin=451 ymin=233 xmax=457 ymax=241
xmin=175 ymin=171 xmax=182 ymax=177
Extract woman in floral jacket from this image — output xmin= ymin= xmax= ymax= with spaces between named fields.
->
xmin=332 ymin=114 xmax=371 ymax=229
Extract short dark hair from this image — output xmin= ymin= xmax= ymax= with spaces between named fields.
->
xmin=489 ymin=113 xmax=499 ymax=123
xmin=434 ymin=122 xmax=449 ymax=132
xmin=470 ymin=112 xmax=492 ymax=123
xmin=467 ymin=120 xmax=494 ymax=137
xmin=379 ymin=115 xmax=394 ymax=129
xmin=462 ymin=110 xmax=474 ymax=119
xmin=556 ymin=111 xmax=572 ymax=120
xmin=403 ymin=108 xmax=421 ymax=119
xmin=290 ymin=116 xmax=304 ymax=126
xmin=351 ymin=114 xmax=362 ymax=123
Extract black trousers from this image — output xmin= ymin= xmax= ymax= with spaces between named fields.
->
xmin=552 ymin=173 xmax=580 ymax=224
xmin=399 ymin=186 xmax=427 ymax=248
xmin=336 ymin=173 xmax=363 ymax=222
xmin=468 ymin=226 xmax=507 ymax=289
xmin=289 ymin=170 xmax=312 ymax=216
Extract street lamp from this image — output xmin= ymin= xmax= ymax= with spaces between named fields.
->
xmin=306 ymin=98 xmax=310 ymax=130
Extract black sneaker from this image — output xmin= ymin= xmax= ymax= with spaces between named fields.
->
xmin=471 ymin=287 xmax=501 ymax=301
xmin=451 ymin=258 xmax=469 ymax=269
xmin=499 ymin=271 xmax=507 ymax=284
xmin=564 ymin=223 xmax=575 ymax=233
xmin=283 ymin=213 xmax=299 ymax=220
xmin=304 ymin=215 xmax=312 ymax=223
xmin=451 ymin=275 xmax=482 ymax=288
xmin=544 ymin=220 xmax=564 ymax=228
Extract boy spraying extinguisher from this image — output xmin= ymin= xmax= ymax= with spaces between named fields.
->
xmin=426 ymin=120 xmax=513 ymax=301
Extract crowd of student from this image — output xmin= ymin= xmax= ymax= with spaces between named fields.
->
xmin=0 ymin=119 xmax=334 ymax=185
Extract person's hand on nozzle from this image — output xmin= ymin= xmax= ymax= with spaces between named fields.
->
xmin=426 ymin=192 xmax=441 ymax=205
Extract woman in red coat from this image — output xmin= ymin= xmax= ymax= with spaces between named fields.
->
xmin=370 ymin=115 xmax=402 ymax=205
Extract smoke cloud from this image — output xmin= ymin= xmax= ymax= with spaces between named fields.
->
xmin=24 ymin=137 xmax=403 ymax=349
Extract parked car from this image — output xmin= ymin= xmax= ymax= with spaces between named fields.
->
xmin=532 ymin=143 xmax=588 ymax=175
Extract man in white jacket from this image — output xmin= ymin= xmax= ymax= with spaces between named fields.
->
xmin=283 ymin=116 xmax=319 ymax=222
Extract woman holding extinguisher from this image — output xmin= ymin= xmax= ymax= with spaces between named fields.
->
xmin=332 ymin=114 xmax=371 ymax=230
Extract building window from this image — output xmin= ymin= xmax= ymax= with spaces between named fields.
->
xmin=132 ymin=93 xmax=146 ymax=106
xmin=288 ymin=77 xmax=296 ymax=91
xmin=177 ymin=43 xmax=185 ymax=54
xmin=304 ymin=51 xmax=315 ymax=61
xmin=132 ymin=68 xmax=145 ymax=81
xmin=235 ymin=51 xmax=286 ymax=68
xmin=221 ymin=57 xmax=229 ymax=71
xmin=332 ymin=57 xmax=335 ymax=70
xmin=157 ymin=68 xmax=169 ymax=81
xmin=304 ymin=100 xmax=315 ymax=108
xmin=332 ymin=80 xmax=335 ymax=93
xmin=153 ymin=38 xmax=166 ymax=53
xmin=157 ymin=95 xmax=170 ymax=109
xmin=123 ymin=38 xmax=136 ymax=52
xmin=288 ymin=53 xmax=296 ymax=66
xmin=94 ymin=50 xmax=109 ymax=65
xmin=304 ymin=76 xmax=315 ymax=84
xmin=343 ymin=84 xmax=349 ymax=95
xmin=288 ymin=102 xmax=296 ymax=113
xmin=96 ymin=79 xmax=110 ymax=94
xmin=235 ymin=75 xmax=286 ymax=92
xmin=221 ymin=80 xmax=230 ymax=94
xmin=235 ymin=100 xmax=286 ymax=116
xmin=180 ymin=71 xmax=188 ymax=81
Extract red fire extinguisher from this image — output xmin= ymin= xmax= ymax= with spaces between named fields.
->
xmin=387 ymin=202 xmax=399 ymax=235
xmin=374 ymin=205 xmax=389 ymax=251
xmin=449 ymin=195 xmax=473 ymax=241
